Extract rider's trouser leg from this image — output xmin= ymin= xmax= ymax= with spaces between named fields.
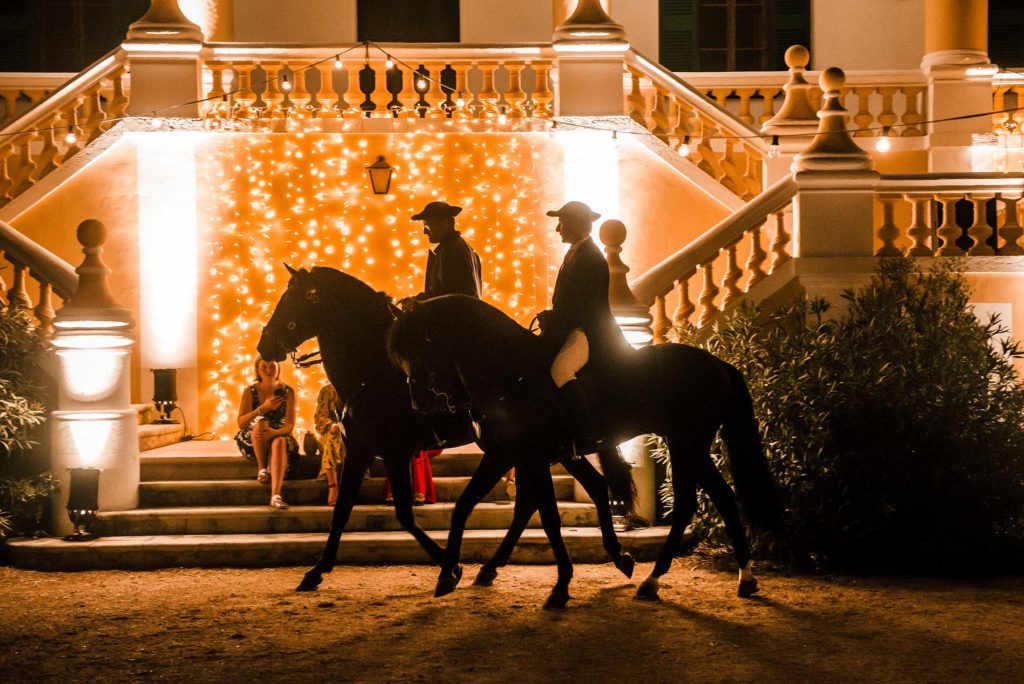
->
xmin=551 ymin=330 xmax=604 ymax=454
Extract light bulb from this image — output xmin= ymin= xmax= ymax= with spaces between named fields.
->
xmin=385 ymin=56 xmax=394 ymax=69
xmin=150 ymin=116 xmax=162 ymax=129
xmin=679 ymin=135 xmax=691 ymax=156
xmin=498 ymin=112 xmax=508 ymax=124
xmin=416 ymin=78 xmax=428 ymax=90
xmin=875 ymin=127 xmax=892 ymax=153
xmin=281 ymin=78 xmax=292 ymax=93
xmin=768 ymin=135 xmax=781 ymax=159
xmin=64 ymin=129 xmax=78 ymax=145
xmin=334 ymin=55 xmax=342 ymax=69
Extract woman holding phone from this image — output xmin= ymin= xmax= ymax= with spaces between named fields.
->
xmin=236 ymin=357 xmax=299 ymax=509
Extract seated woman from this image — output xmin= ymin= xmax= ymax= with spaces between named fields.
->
xmin=235 ymin=357 xmax=299 ymax=510
xmin=314 ymin=383 xmax=346 ymax=506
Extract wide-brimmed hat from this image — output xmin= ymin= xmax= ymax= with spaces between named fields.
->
xmin=412 ymin=201 xmax=463 ymax=221
xmin=546 ymin=200 xmax=601 ymax=223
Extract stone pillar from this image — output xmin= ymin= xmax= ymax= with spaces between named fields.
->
xmin=50 ymin=221 xmax=138 ymax=535
xmin=180 ymin=0 xmax=235 ymax=41
xmin=921 ymin=0 xmax=993 ymax=171
xmin=761 ymin=45 xmax=819 ymax=184
xmin=791 ymin=68 xmax=879 ymax=303
xmin=123 ymin=0 xmax=205 ymax=117
xmin=552 ymin=0 xmax=629 ymax=116
xmin=553 ymin=0 xmax=611 ymax=30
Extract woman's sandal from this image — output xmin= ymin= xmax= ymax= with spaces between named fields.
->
xmin=270 ymin=494 xmax=289 ymax=510
xmin=327 ymin=483 xmax=338 ymax=506
xmin=257 ymin=468 xmax=270 ymax=484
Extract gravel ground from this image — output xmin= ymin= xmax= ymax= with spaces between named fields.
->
xmin=1 ymin=558 xmax=1022 ymax=683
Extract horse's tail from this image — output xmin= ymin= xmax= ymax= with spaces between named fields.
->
xmin=597 ymin=447 xmax=638 ymax=518
xmin=720 ymin=362 xmax=783 ymax=534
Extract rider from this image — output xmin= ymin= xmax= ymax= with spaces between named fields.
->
xmin=411 ymin=200 xmax=483 ymax=299
xmin=537 ymin=200 xmax=631 ymax=457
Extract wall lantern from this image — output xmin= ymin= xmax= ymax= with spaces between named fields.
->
xmin=65 ymin=467 xmax=100 ymax=541
xmin=366 ymin=156 xmax=395 ymax=195
xmin=151 ymin=368 xmax=179 ymax=423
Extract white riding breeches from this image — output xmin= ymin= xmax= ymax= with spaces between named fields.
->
xmin=551 ymin=328 xmax=589 ymax=388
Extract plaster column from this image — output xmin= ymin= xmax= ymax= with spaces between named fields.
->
xmin=921 ymin=0 xmax=994 ymax=172
xmin=123 ymin=0 xmax=205 ymax=117
xmin=761 ymin=45 xmax=819 ymax=184
xmin=50 ymin=221 xmax=138 ymax=535
xmin=553 ymin=0 xmax=611 ymax=30
xmin=179 ymin=0 xmax=235 ymax=41
xmin=552 ymin=0 xmax=629 ymax=116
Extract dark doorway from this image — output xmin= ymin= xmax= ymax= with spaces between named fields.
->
xmin=357 ymin=0 xmax=460 ymax=43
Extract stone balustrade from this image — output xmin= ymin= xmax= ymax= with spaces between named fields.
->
xmin=0 ymin=73 xmax=77 ymax=128
xmin=0 ymin=218 xmax=79 ymax=336
xmin=0 ymin=50 xmax=128 ymax=209
xmin=201 ymin=44 xmax=556 ymax=121
xmin=993 ymin=73 xmax=1024 ymax=136
xmin=874 ymin=174 xmax=1024 ymax=257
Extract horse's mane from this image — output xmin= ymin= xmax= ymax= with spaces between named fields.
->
xmin=310 ymin=266 xmax=396 ymax=325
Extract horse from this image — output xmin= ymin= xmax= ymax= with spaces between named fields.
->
xmin=256 ymin=266 xmax=638 ymax=599
xmin=388 ymin=295 xmax=783 ymax=601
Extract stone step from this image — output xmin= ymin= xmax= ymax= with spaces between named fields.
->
xmin=138 ymin=423 xmax=185 ymax=452
xmin=138 ymin=475 xmax=573 ymax=507
xmin=5 ymin=527 xmax=671 ymax=570
xmin=94 ymin=502 xmax=599 ymax=536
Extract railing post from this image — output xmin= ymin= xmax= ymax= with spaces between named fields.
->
xmin=123 ymin=0 xmax=204 ymax=117
xmin=761 ymin=45 xmax=819 ymax=184
xmin=552 ymin=0 xmax=629 ymax=116
xmin=49 ymin=220 xmax=138 ymax=535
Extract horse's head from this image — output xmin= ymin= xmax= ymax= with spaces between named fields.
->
xmin=257 ymin=264 xmax=321 ymax=363
xmin=387 ymin=300 xmax=467 ymax=415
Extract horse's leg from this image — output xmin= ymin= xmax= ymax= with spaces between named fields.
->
xmin=475 ymin=477 xmax=539 ymax=587
xmin=383 ymin=451 xmax=444 ymax=565
xmin=296 ymin=447 xmax=372 ymax=592
xmin=435 ymin=450 xmax=511 ymax=598
xmin=693 ymin=448 xmax=757 ymax=597
xmin=635 ymin=432 xmax=709 ymax=601
xmin=522 ymin=462 xmax=574 ymax=610
xmin=562 ymin=456 xmax=634 ymax=579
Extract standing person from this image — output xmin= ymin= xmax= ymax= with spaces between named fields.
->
xmin=412 ymin=200 xmax=483 ymax=299
xmin=314 ymin=383 xmax=346 ymax=506
xmin=235 ymin=358 xmax=299 ymax=510
xmin=537 ymin=200 xmax=632 ymax=457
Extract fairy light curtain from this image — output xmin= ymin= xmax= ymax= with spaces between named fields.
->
xmin=197 ymin=132 xmax=564 ymax=437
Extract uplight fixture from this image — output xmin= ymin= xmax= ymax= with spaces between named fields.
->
xmin=65 ymin=467 xmax=100 ymax=541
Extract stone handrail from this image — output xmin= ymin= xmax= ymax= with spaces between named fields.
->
xmin=201 ymin=42 xmax=557 ymax=121
xmin=0 ymin=48 xmax=129 ymax=209
xmin=632 ymin=175 xmax=798 ymax=338
xmin=625 ymin=49 xmax=768 ymax=200
xmin=676 ymin=69 xmax=928 ymax=138
xmin=0 ymin=218 xmax=79 ymax=335
xmin=874 ymin=173 xmax=1024 ymax=257
xmin=0 ymin=73 xmax=77 ymax=128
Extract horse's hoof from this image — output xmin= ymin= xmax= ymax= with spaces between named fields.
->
xmin=434 ymin=568 xmax=462 ymax=598
xmin=616 ymin=553 xmax=635 ymax=579
xmin=296 ymin=572 xmax=323 ymax=593
xmin=543 ymin=590 xmax=571 ymax=610
xmin=474 ymin=566 xmax=498 ymax=587
xmin=738 ymin=577 xmax=759 ymax=598
xmin=634 ymin=578 xmax=661 ymax=601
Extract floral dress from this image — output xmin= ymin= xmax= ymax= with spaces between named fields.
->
xmin=235 ymin=383 xmax=299 ymax=461
xmin=314 ymin=384 xmax=347 ymax=479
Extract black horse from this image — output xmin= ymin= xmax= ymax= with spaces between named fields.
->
xmin=257 ymin=266 xmax=637 ymax=598
xmin=389 ymin=295 xmax=783 ymax=600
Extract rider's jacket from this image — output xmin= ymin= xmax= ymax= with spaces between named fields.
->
xmin=424 ymin=230 xmax=483 ymax=299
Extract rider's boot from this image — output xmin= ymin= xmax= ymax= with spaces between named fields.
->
xmin=558 ymin=378 xmax=607 ymax=458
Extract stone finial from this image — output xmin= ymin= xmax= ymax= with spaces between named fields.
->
xmin=553 ymin=0 xmax=627 ymax=45
xmin=61 ymin=220 xmax=126 ymax=312
xmin=762 ymin=45 xmax=819 ymax=137
xmin=599 ymin=219 xmax=642 ymax=307
xmin=792 ymin=67 xmax=874 ymax=173
xmin=126 ymin=0 xmax=203 ymax=43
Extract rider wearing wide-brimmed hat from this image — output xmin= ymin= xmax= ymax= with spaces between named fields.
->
xmin=537 ymin=200 xmax=630 ymax=456
xmin=411 ymin=201 xmax=483 ymax=299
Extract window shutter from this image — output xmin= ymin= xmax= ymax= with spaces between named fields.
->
xmin=989 ymin=0 xmax=1024 ymax=69
xmin=660 ymin=0 xmax=699 ymax=71
xmin=771 ymin=0 xmax=811 ymax=70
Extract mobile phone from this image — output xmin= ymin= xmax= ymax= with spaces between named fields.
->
xmin=274 ymin=386 xmax=287 ymax=398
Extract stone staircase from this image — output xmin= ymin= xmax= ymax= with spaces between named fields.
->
xmin=7 ymin=438 xmax=669 ymax=570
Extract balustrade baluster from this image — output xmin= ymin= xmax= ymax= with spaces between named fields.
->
xmin=0 ymin=146 xmax=14 ymax=200
xmin=504 ymin=63 xmax=526 ymax=118
xmin=900 ymin=85 xmax=925 ymax=136
xmin=697 ymin=260 xmax=720 ymax=328
xmin=279 ymin=65 xmax=298 ymax=112
xmin=875 ymin=194 xmax=903 ymax=256
xmin=852 ymin=86 xmax=875 ymax=136
xmin=671 ymin=98 xmax=693 ymax=156
xmin=745 ymin=223 xmax=767 ymax=290
xmin=343 ymin=63 xmax=363 ymax=117
xmin=769 ymin=210 xmax=791 ymax=271
xmin=719 ymin=140 xmax=745 ymax=197
xmin=695 ymin=118 xmax=725 ymax=183
xmin=34 ymin=114 xmax=61 ymax=180
xmin=997 ymin=193 xmax=1023 ymax=255
xmin=393 ymin=64 xmax=416 ymax=118
xmin=424 ymin=63 xmax=446 ymax=118
xmin=627 ymin=69 xmax=648 ymax=129
xmin=710 ymin=88 xmax=731 ymax=108
xmin=492 ymin=63 xmax=511 ymax=118
xmin=84 ymin=88 xmax=106 ymax=143
xmin=476 ymin=63 xmax=498 ymax=117
xmin=967 ymin=194 xmax=996 ymax=256
xmin=720 ymin=240 xmax=743 ymax=310
xmin=877 ymin=86 xmax=899 ymax=132
xmin=208 ymin=63 xmax=227 ymax=101
xmin=11 ymin=136 xmax=37 ymax=197
xmin=652 ymin=294 xmax=671 ymax=344
xmin=302 ymin=66 xmax=323 ymax=114
xmin=7 ymin=260 xmax=32 ymax=310
xmin=935 ymin=194 xmax=964 ymax=256
xmin=0 ymin=90 xmax=17 ymax=123
xmin=532 ymin=62 xmax=554 ymax=118
xmin=251 ymin=64 xmax=269 ymax=113
xmin=673 ymin=271 xmax=696 ymax=329
xmin=61 ymin=99 xmax=85 ymax=158
xmin=33 ymin=279 xmax=55 ymax=336
xmin=453 ymin=63 xmax=472 ymax=119
xmin=651 ymin=87 xmax=671 ymax=144
xmin=235 ymin=63 xmax=255 ymax=109
xmin=904 ymin=194 xmax=934 ymax=256
xmin=758 ymin=87 xmax=781 ymax=125
xmin=735 ymin=88 xmax=756 ymax=125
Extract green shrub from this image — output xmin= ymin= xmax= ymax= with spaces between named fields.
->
xmin=0 ymin=304 xmax=57 ymax=539
xmin=655 ymin=257 xmax=1024 ymax=573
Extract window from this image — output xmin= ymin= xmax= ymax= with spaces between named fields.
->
xmin=989 ymin=0 xmax=1024 ymax=68
xmin=357 ymin=0 xmax=460 ymax=43
xmin=660 ymin=0 xmax=810 ymax=72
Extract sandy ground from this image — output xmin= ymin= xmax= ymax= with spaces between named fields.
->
xmin=1 ymin=557 xmax=1022 ymax=683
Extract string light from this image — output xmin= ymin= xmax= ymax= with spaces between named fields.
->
xmin=333 ymin=55 xmax=342 ymax=69
xmin=768 ymin=134 xmax=781 ymax=159
xmin=416 ymin=77 xmax=428 ymax=90
xmin=64 ymin=126 xmax=78 ymax=145
xmin=455 ymin=92 xmax=466 ymax=109
xmin=385 ymin=55 xmax=395 ymax=69
xmin=498 ymin=112 xmax=508 ymax=124
xmin=150 ymin=114 xmax=162 ymax=129
xmin=679 ymin=135 xmax=691 ymax=156
xmin=280 ymin=74 xmax=292 ymax=93
xmin=875 ymin=126 xmax=892 ymax=153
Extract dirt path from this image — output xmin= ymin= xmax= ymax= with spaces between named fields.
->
xmin=1 ymin=559 xmax=1021 ymax=683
